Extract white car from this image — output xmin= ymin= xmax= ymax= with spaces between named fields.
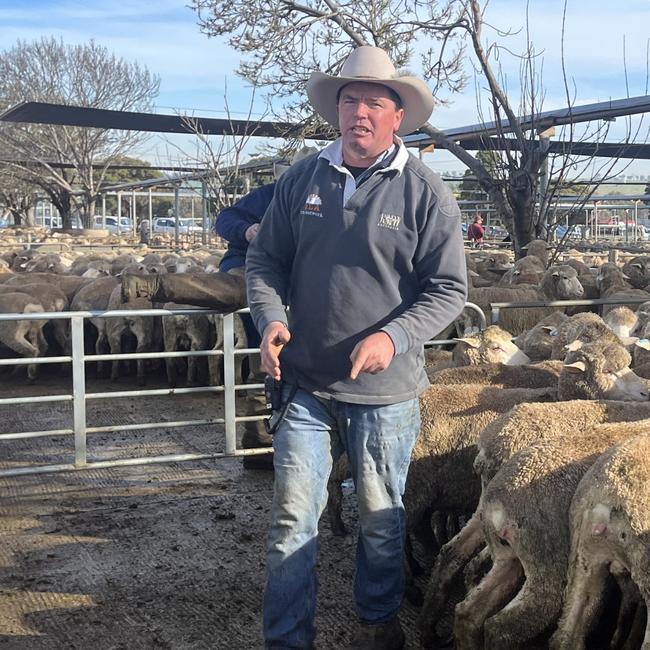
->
xmin=152 ymin=217 xmax=203 ymax=235
xmin=94 ymin=215 xmax=134 ymax=233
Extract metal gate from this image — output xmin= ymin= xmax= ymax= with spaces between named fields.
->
xmin=0 ymin=303 xmax=486 ymax=477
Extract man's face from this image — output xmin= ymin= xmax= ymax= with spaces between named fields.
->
xmin=337 ymin=81 xmax=404 ymax=167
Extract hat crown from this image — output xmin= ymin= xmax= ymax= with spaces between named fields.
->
xmin=339 ymin=45 xmax=397 ymax=81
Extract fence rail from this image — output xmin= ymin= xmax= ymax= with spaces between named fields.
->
xmin=0 ymin=302 xmax=487 ymax=478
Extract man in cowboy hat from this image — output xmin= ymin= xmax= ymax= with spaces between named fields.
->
xmin=246 ymin=45 xmax=467 ymax=649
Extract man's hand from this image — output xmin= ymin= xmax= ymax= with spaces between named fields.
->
xmin=349 ymin=332 xmax=395 ymax=380
xmin=261 ymin=321 xmax=291 ymax=380
xmin=245 ymin=223 xmax=261 ymax=242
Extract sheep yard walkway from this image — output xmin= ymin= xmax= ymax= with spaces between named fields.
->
xmin=0 ymin=370 xmax=424 ymax=649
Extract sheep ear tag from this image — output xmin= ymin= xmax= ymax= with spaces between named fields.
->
xmin=453 ymin=337 xmax=481 ymax=349
xmin=564 ymin=360 xmax=587 ymax=373
xmin=636 ymin=338 xmax=650 ymax=351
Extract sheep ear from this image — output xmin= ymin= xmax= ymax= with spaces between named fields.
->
xmin=632 ymin=263 xmax=643 ymax=269
xmin=552 ymin=270 xmax=560 ymax=278
xmin=564 ymin=360 xmax=587 ymax=373
xmin=453 ymin=336 xmax=481 ymax=348
xmin=468 ymin=270 xmax=479 ymax=277
xmin=541 ymin=326 xmax=556 ymax=333
xmin=622 ymin=273 xmax=631 ymax=280
xmin=635 ymin=338 xmax=650 ymax=350
xmin=565 ymin=340 xmax=584 ymax=352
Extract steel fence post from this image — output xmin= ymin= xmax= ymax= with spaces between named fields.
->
xmin=223 ymin=312 xmax=237 ymax=455
xmin=71 ymin=315 xmax=87 ymax=467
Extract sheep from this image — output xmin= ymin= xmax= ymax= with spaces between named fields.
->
xmin=467 ymin=266 xmax=584 ymax=335
xmin=598 ymin=262 xmax=650 ymax=316
xmin=0 ymin=292 xmax=47 ymax=382
xmin=512 ymin=311 xmax=568 ymax=361
xmin=453 ymin=423 xmax=648 ymax=650
xmin=0 ymin=282 xmax=68 ymax=353
xmin=451 ymin=325 xmax=531 ymax=367
xmin=161 ymin=303 xmax=212 ymax=387
xmin=539 ymin=264 xmax=585 ymax=301
xmin=81 ymin=259 xmax=112 ymax=278
xmin=549 ymin=312 xmax=621 ymax=360
xmin=69 ymin=276 xmax=121 ymax=375
xmin=428 ymin=359 xmax=563 ymax=389
xmin=603 ymin=305 xmax=638 ymax=339
xmin=419 ymin=343 xmax=650 ymax=645
xmin=498 ymin=255 xmax=545 ymax=286
xmin=550 ymin=431 xmax=650 ymax=650
xmin=24 ymin=253 xmax=67 ymax=274
xmin=105 ymin=286 xmax=160 ymax=385
xmin=563 ymin=258 xmax=599 ymax=300
xmin=522 ymin=239 xmax=551 ymax=266
xmin=632 ymin=321 xmax=650 ymax=368
xmin=621 ymin=255 xmax=650 ymax=289
xmin=4 ymin=272 xmax=91 ymax=302
xmin=632 ymin=300 xmax=650 ymax=336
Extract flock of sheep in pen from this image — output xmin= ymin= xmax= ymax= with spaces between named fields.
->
xmin=1 ymin=224 xmax=650 ymax=648
xmin=0 ymin=226 xmax=241 ymax=386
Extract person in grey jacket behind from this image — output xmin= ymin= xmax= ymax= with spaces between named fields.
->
xmin=246 ymin=45 xmax=468 ymax=650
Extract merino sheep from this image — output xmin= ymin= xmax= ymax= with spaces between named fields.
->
xmin=551 ymin=431 xmax=650 ymax=650
xmin=162 ymin=303 xmax=212 ymax=387
xmin=513 ymin=311 xmax=568 ymax=361
xmin=550 ymin=312 xmax=621 ymax=360
xmin=621 ymin=255 xmax=650 ymax=289
xmin=428 ymin=359 xmax=563 ymax=389
xmin=0 ymin=292 xmax=47 ymax=381
xmin=523 ymin=239 xmax=551 ymax=267
xmin=105 ymin=287 xmax=159 ymax=385
xmin=453 ymin=423 xmax=647 ymax=650
xmin=603 ymin=305 xmax=638 ymax=339
xmin=419 ymin=343 xmax=649 ymax=645
xmin=467 ymin=266 xmax=583 ymax=335
xmin=598 ymin=262 xmax=650 ymax=316
xmin=498 ymin=256 xmax=545 ymax=286
xmin=4 ymin=272 xmax=91 ymax=302
xmin=451 ymin=325 xmax=530 ymax=367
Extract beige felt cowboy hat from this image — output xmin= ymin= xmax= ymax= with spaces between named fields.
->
xmin=306 ymin=45 xmax=434 ymax=136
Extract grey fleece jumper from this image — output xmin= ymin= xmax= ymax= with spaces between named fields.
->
xmin=245 ymin=138 xmax=468 ymax=405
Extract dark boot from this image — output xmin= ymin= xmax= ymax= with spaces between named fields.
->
xmin=122 ymin=272 xmax=247 ymax=312
xmin=346 ymin=617 xmax=405 ymax=650
xmin=241 ymin=392 xmax=274 ymax=470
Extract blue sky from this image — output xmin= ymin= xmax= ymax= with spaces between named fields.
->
xmin=2 ymin=0 xmax=650 ymax=176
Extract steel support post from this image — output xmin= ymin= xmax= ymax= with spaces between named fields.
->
xmin=222 ymin=313 xmax=237 ymax=455
xmin=71 ymin=315 xmax=87 ymax=468
xmin=174 ymin=185 xmax=180 ymax=251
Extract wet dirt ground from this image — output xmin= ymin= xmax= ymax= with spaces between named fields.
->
xmin=0 ymin=368 xmax=425 ymax=649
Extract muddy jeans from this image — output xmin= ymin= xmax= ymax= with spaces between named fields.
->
xmin=263 ymin=388 xmax=420 ymax=649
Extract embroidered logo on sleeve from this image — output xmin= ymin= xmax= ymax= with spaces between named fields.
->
xmin=300 ymin=194 xmax=323 ymax=217
xmin=378 ymin=213 xmax=401 ymax=230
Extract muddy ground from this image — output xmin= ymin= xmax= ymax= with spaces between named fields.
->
xmin=0 ymin=368 xmax=425 ymax=649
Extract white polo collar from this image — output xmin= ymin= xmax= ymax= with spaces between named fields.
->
xmin=318 ymin=136 xmax=409 ymax=176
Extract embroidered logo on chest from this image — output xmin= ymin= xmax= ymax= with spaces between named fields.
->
xmin=377 ymin=213 xmax=401 ymax=230
xmin=300 ymin=193 xmax=323 ymax=218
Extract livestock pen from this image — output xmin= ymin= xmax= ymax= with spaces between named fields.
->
xmin=0 ymin=303 xmax=486 ymax=649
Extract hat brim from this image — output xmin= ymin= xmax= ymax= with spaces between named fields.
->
xmin=306 ymin=71 xmax=434 ymax=136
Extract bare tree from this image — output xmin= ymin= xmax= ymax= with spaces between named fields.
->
xmin=0 ymin=37 xmax=160 ymax=228
xmin=191 ymin=0 xmax=645 ymax=256
xmin=0 ymin=169 xmax=36 ymax=226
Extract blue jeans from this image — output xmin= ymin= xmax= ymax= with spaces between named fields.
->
xmin=263 ymin=388 xmax=420 ymax=649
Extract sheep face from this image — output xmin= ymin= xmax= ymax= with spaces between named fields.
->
xmin=561 ymin=343 xmax=649 ymax=402
xmin=453 ymin=326 xmax=530 ymax=366
xmin=622 ymin=256 xmax=650 ymax=289
xmin=545 ymin=266 xmax=585 ymax=300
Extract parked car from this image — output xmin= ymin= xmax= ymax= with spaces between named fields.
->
xmin=93 ymin=215 xmax=134 ymax=233
xmin=152 ymin=217 xmax=203 ymax=235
